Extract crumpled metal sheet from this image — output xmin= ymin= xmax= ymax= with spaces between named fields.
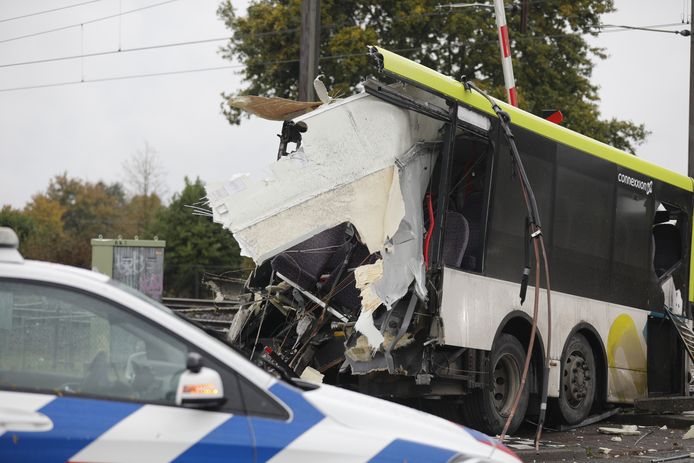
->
xmin=353 ymin=143 xmax=438 ymax=348
xmin=374 ymin=143 xmax=438 ymax=308
xmin=206 ymin=88 xmax=442 ymax=264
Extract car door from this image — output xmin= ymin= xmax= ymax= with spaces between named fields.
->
xmin=0 ymin=279 xmax=254 ymax=463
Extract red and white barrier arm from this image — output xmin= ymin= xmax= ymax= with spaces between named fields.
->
xmin=493 ymin=0 xmax=518 ymax=107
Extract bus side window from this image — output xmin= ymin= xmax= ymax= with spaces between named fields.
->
xmin=444 ymin=135 xmax=488 ymax=272
xmin=652 ymin=203 xmax=686 ymax=313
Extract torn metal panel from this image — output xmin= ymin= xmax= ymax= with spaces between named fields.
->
xmin=352 ymin=143 xmax=438 ymax=349
xmin=207 ymin=87 xmax=443 ymax=264
xmin=374 ymin=144 xmax=438 ymax=307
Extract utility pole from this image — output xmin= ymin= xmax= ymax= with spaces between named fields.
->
xmin=688 ymin=28 xmax=694 ymax=177
xmin=299 ymin=0 xmax=320 ymax=102
xmin=520 ymin=0 xmax=529 ymax=34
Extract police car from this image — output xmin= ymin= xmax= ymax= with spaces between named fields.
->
xmin=0 ymin=228 xmax=519 ymax=463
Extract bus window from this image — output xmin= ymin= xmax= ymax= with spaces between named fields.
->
xmin=652 ymin=202 xmax=687 ymax=314
xmin=444 ymin=134 xmax=489 ymax=272
xmin=610 ymin=181 xmax=653 ymax=309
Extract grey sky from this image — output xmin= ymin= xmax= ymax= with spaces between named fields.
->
xmin=0 ymin=0 xmax=691 ymax=209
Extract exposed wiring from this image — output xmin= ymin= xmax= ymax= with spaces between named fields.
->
xmin=424 ymin=193 xmax=435 ymax=269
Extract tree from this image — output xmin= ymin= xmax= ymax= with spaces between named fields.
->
xmin=0 ymin=205 xmax=37 ymax=257
xmin=218 ymin=0 xmax=647 ymax=153
xmin=122 ymin=142 xmax=167 ymax=199
xmin=122 ymin=143 xmax=168 ymax=235
xmin=151 ymin=177 xmax=248 ymax=297
xmin=23 ymin=195 xmax=68 ymax=262
xmin=36 ymin=174 xmax=133 ymax=267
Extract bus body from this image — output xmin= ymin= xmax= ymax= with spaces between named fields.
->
xmin=207 ymin=47 xmax=693 ymax=434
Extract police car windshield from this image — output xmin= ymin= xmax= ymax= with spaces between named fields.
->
xmin=107 ymin=279 xmax=175 ymax=315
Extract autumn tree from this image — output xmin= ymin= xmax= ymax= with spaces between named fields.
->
xmin=218 ymin=0 xmax=647 ymax=153
xmin=31 ymin=174 xmax=132 ymax=267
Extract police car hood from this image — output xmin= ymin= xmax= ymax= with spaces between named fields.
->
xmin=303 ymin=383 xmax=519 ymax=463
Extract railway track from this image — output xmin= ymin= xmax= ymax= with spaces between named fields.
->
xmin=163 ymin=297 xmax=241 ymax=331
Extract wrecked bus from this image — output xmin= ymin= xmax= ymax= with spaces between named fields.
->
xmin=206 ymin=47 xmax=694 ymax=435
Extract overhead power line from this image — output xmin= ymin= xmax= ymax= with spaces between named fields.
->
xmin=601 ymin=23 xmax=690 ymax=35
xmin=0 ymin=37 xmax=230 ymax=69
xmin=0 ymin=0 xmax=107 ymax=24
xmin=0 ymin=0 xmax=180 ymax=45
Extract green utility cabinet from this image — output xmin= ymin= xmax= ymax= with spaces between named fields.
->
xmin=91 ymin=237 xmax=166 ymax=300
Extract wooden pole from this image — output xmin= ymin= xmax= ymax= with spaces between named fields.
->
xmin=299 ymin=0 xmax=320 ymax=102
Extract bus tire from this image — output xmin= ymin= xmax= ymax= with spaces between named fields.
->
xmin=556 ymin=333 xmax=596 ymax=425
xmin=461 ymin=334 xmax=528 ymax=435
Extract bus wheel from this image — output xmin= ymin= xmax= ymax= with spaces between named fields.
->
xmin=461 ymin=334 xmax=528 ymax=435
xmin=556 ymin=333 xmax=596 ymax=425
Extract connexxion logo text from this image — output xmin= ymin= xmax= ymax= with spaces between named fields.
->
xmin=617 ymin=173 xmax=653 ymax=195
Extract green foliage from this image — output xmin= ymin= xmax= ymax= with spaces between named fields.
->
xmin=218 ymin=0 xmax=648 ymax=153
xmin=0 ymin=205 xmax=36 ymax=256
xmin=150 ymin=177 xmax=248 ymax=298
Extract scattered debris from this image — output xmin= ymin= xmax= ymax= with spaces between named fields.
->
xmin=299 ymin=366 xmax=324 ymax=384
xmin=635 ymin=428 xmax=657 ymax=446
xmin=598 ymin=425 xmax=641 ymax=436
xmin=598 ymin=447 xmax=612 ymax=455
xmin=611 ymin=436 xmax=623 ymax=442
xmin=682 ymin=425 xmax=694 ymax=440
xmin=650 ymin=453 xmax=694 ymax=463
xmin=504 ymin=437 xmax=565 ymax=451
xmin=661 ymin=425 xmax=669 ymax=430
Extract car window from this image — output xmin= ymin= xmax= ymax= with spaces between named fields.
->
xmin=107 ymin=278 xmax=174 ymax=315
xmin=0 ymin=279 xmax=287 ymax=419
xmin=0 ymin=280 xmax=188 ymax=404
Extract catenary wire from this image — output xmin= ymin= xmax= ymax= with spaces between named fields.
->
xmin=0 ymin=19 xmax=688 ymax=93
xmin=0 ymin=0 xmax=107 ymax=23
xmin=0 ymin=0 xmax=180 ymax=45
xmin=0 ymin=37 xmax=230 ymax=69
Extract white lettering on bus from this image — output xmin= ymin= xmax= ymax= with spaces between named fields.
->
xmin=617 ymin=173 xmax=653 ymax=195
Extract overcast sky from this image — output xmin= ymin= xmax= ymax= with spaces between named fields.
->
xmin=0 ymin=0 xmax=691 ymax=209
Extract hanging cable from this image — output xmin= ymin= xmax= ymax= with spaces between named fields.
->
xmin=464 ymin=81 xmax=552 ymax=445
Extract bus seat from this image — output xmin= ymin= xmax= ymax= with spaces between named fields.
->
xmin=443 ymin=211 xmax=469 ymax=268
xmin=461 ymin=192 xmax=483 ymax=270
xmin=271 ymin=223 xmax=350 ymax=290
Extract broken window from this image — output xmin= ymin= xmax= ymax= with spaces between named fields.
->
xmin=442 ymin=133 xmax=490 ymax=272
xmin=651 ymin=201 xmax=687 ymax=314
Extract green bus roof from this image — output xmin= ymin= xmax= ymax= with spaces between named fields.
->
xmin=372 ymin=46 xmax=694 ymax=193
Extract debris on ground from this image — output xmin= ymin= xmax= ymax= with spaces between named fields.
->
xmin=504 ymin=437 xmax=565 ymax=451
xmin=612 ymin=436 xmax=623 ymax=442
xmin=598 ymin=447 xmax=612 ymax=454
xmin=682 ymin=425 xmax=694 ymax=440
xmin=599 ymin=425 xmax=641 ymax=436
xmin=650 ymin=453 xmax=694 ymax=463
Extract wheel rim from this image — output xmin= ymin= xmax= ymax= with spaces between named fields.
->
xmin=563 ymin=350 xmax=592 ymax=408
xmin=492 ymin=353 xmax=521 ymax=416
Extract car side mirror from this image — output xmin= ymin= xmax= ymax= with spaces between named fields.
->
xmin=175 ymin=353 xmax=226 ymax=409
